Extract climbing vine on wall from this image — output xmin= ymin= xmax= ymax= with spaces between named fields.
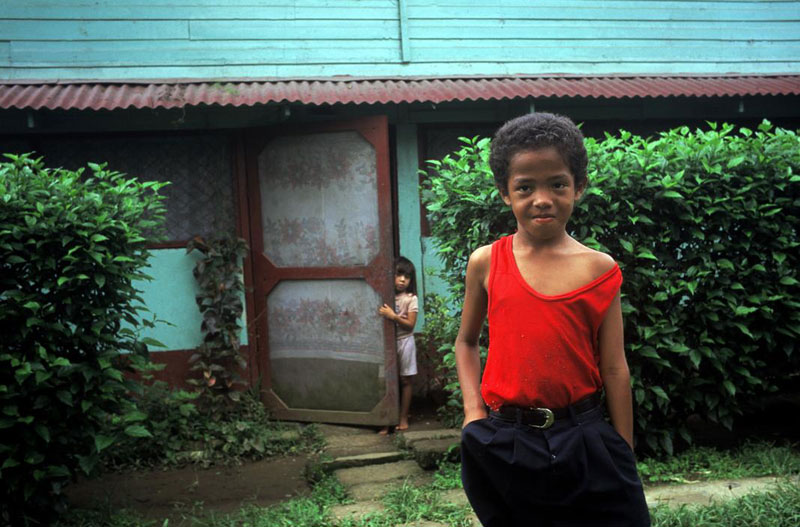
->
xmin=186 ymin=236 xmax=250 ymax=410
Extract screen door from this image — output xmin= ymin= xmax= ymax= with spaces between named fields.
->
xmin=245 ymin=116 xmax=397 ymax=425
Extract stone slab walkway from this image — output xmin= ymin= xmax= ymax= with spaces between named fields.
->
xmin=645 ymin=476 xmax=790 ymax=508
xmin=312 ymin=422 xmax=797 ymax=526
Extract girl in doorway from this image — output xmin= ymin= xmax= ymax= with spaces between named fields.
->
xmin=378 ymin=256 xmax=418 ymax=434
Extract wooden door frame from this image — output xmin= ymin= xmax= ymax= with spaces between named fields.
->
xmin=243 ymin=115 xmax=398 ymax=425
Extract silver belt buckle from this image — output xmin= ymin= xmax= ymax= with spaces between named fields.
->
xmin=529 ymin=408 xmax=555 ymax=429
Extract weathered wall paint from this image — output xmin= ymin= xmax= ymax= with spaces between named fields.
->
xmin=3 ymin=1 xmax=799 ymax=80
xmin=421 ymin=236 xmax=450 ymax=300
xmin=135 ymin=248 xmax=248 ymax=351
xmin=395 ymin=123 xmax=425 ymax=327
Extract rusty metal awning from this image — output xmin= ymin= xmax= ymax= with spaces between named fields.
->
xmin=2 ymin=75 xmax=799 ymax=111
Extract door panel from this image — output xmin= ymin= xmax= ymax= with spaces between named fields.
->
xmin=259 ymin=131 xmax=380 ymax=267
xmin=246 ymin=116 xmax=397 ymax=425
xmin=268 ymin=279 xmax=385 ymax=412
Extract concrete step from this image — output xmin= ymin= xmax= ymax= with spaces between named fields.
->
xmin=324 ymin=430 xmax=400 ymax=458
xmin=398 ymin=428 xmax=461 ymax=448
xmin=322 ymin=451 xmax=406 ymax=472
xmin=335 ymin=459 xmax=425 ymax=488
xmin=348 ymin=472 xmax=434 ymax=501
xmin=397 ymin=428 xmax=462 ymax=470
xmin=412 ymin=438 xmax=461 ymax=470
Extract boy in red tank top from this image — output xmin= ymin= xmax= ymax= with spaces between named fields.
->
xmin=456 ymin=113 xmax=650 ymax=526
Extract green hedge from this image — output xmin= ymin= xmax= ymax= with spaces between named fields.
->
xmin=0 ymin=154 xmax=167 ymax=524
xmin=421 ymin=121 xmax=800 ymax=454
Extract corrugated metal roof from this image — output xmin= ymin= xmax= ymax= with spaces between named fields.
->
xmin=2 ymin=76 xmax=799 ymax=111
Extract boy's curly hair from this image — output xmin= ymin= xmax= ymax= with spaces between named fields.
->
xmin=489 ymin=112 xmax=588 ymax=194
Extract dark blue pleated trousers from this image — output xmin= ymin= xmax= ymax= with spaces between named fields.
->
xmin=461 ymin=406 xmax=651 ymax=527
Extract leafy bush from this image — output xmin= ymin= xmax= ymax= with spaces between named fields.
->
xmin=417 ymin=294 xmax=482 ymax=427
xmin=101 ymin=379 xmax=199 ymax=469
xmin=102 ymin=381 xmax=322 ymax=469
xmin=421 ymin=122 xmax=800 ymax=455
xmin=0 ymin=154 xmax=167 ymax=524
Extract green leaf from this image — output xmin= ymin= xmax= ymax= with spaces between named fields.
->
xmin=727 ymin=155 xmax=746 ymax=168
xmin=94 ymin=274 xmax=106 ymax=288
xmin=636 ymin=249 xmax=658 ymax=261
xmin=34 ymin=370 xmax=52 ymax=384
xmin=122 ymin=410 xmax=147 ymax=423
xmin=55 ymin=390 xmax=73 ymax=406
xmin=722 ymin=380 xmax=736 ymax=396
xmin=733 ymin=323 xmax=755 ymax=339
xmin=35 ymin=425 xmax=50 ymax=443
xmin=46 ymin=465 xmax=71 ymax=478
xmin=141 ymin=337 xmax=167 ymax=349
xmin=124 ymin=425 xmax=153 ymax=438
xmin=717 ymin=259 xmax=735 ymax=271
xmin=734 ymin=305 xmax=758 ymax=316
xmin=651 ymin=386 xmax=670 ymax=401
xmin=77 ymin=454 xmax=98 ymax=476
xmin=779 ymin=276 xmax=798 ymax=286
xmin=662 ymin=190 xmax=683 ymax=199
xmin=689 ymin=349 xmax=701 ymax=368
xmin=94 ymin=434 xmax=115 ymax=453
xmin=2 ymin=458 xmax=20 ymax=469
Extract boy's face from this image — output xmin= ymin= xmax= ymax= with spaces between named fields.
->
xmin=501 ymin=147 xmax=585 ymax=240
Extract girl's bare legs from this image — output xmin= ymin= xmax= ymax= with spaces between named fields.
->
xmin=378 ymin=375 xmax=413 ymax=434
xmin=398 ymin=375 xmax=413 ymax=430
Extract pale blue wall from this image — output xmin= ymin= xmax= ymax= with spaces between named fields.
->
xmin=421 ymin=236 xmax=450 ymax=300
xmin=135 ymin=248 xmax=247 ymax=351
xmin=3 ymin=1 xmax=799 ymax=80
xmin=395 ymin=123 xmax=425 ymax=327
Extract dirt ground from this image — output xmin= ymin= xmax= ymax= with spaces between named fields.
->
xmin=65 ymin=404 xmax=445 ymax=522
xmin=66 ymin=454 xmax=311 ymax=522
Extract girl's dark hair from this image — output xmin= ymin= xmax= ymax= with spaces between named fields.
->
xmin=490 ymin=112 xmax=588 ymax=194
xmin=395 ymin=256 xmax=417 ymax=295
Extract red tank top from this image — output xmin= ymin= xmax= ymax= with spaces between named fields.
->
xmin=481 ymin=235 xmax=623 ymax=410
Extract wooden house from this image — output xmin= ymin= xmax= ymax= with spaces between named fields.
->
xmin=1 ymin=0 xmax=799 ymax=426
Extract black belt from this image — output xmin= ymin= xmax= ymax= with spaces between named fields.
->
xmin=490 ymin=391 xmax=602 ymax=429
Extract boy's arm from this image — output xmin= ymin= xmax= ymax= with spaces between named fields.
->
xmin=378 ymin=305 xmax=417 ymax=332
xmin=598 ymin=291 xmax=635 ymax=450
xmin=455 ymin=246 xmax=490 ymax=428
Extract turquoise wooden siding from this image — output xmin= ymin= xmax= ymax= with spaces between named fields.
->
xmin=2 ymin=1 xmax=799 ymax=80
xmin=135 ymin=248 xmax=248 ymax=351
xmin=395 ymin=123 xmax=426 ymax=327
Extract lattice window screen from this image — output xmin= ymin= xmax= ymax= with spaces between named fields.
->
xmin=30 ymin=135 xmax=235 ymax=242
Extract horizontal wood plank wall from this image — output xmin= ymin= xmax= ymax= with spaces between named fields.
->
xmin=2 ymin=1 xmax=799 ymax=80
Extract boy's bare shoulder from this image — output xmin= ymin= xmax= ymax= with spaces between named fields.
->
xmin=468 ymin=244 xmax=492 ymax=266
xmin=570 ymin=241 xmax=618 ymax=276
xmin=467 ymin=244 xmax=492 ymax=278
